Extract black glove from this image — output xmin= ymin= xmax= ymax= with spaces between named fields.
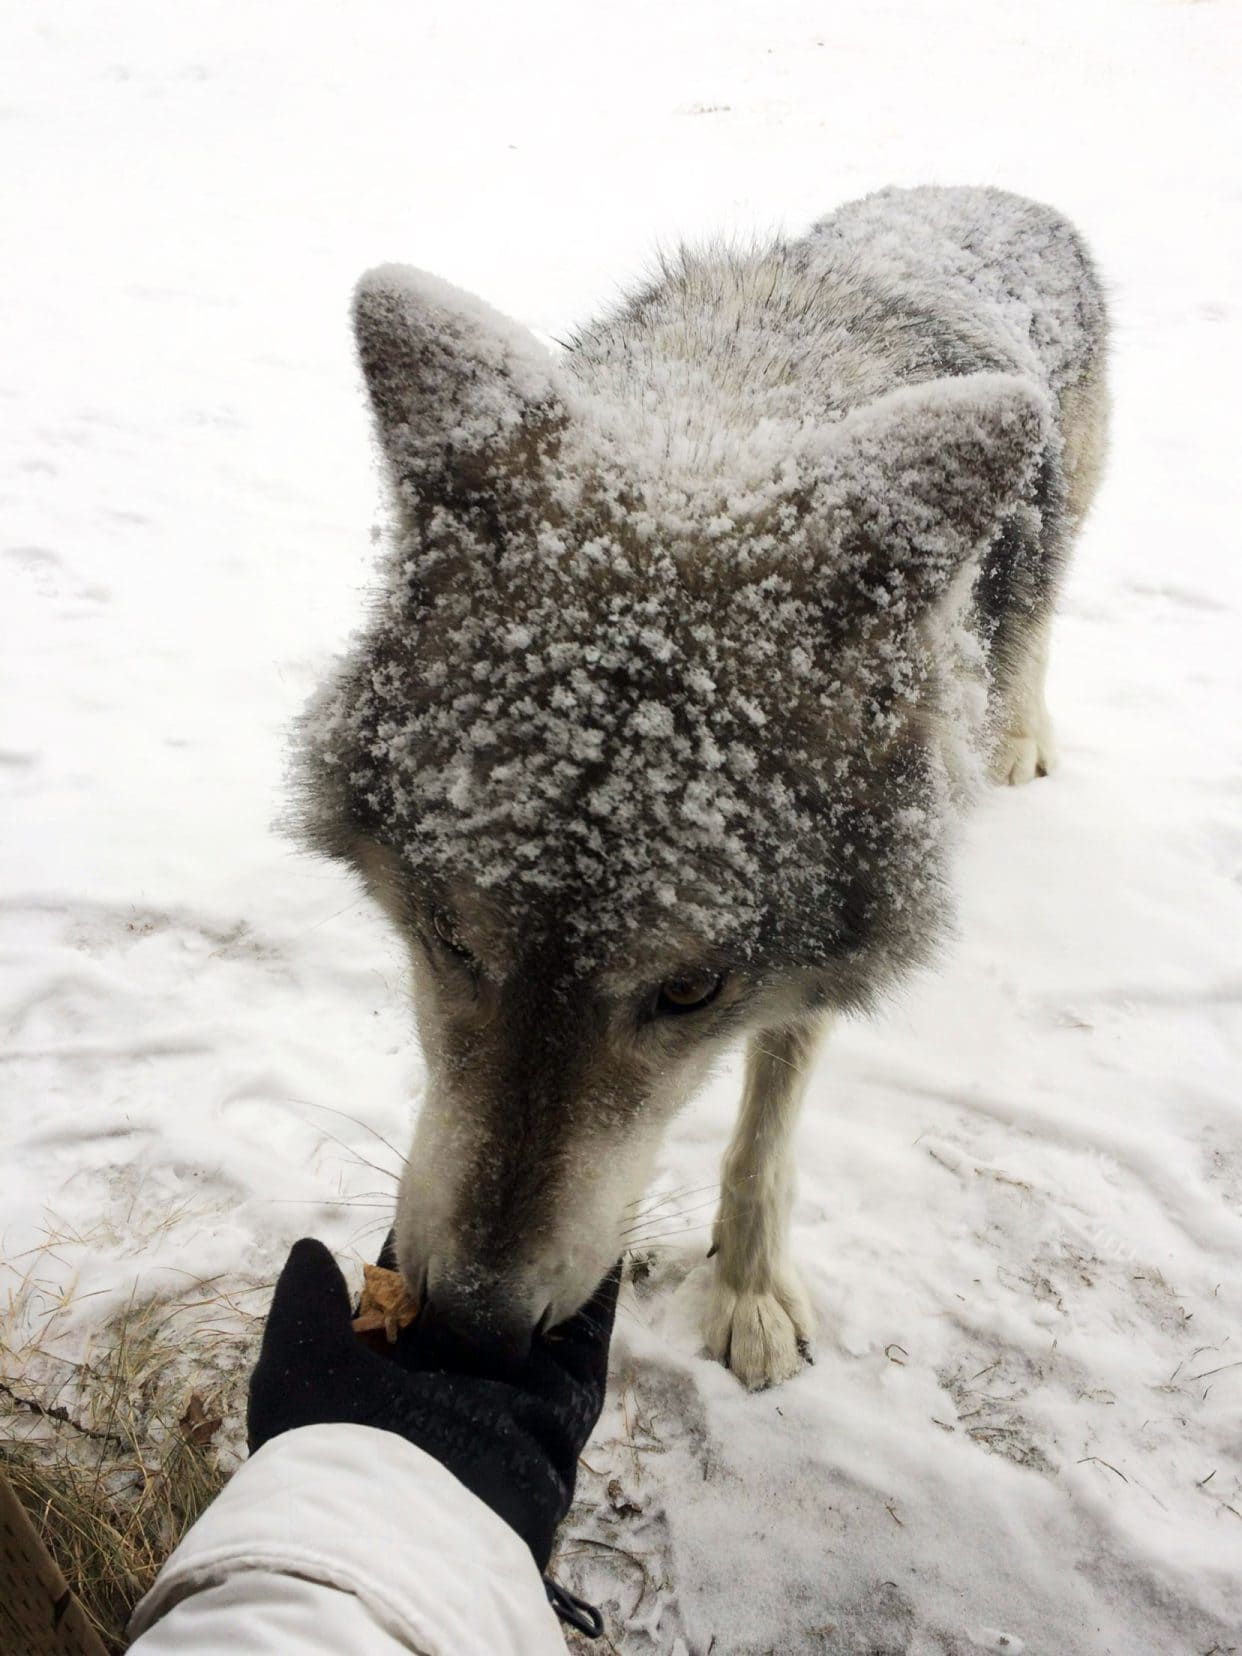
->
xmin=248 ymin=1238 xmax=619 ymax=1577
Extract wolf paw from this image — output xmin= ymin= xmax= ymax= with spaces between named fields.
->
xmin=703 ymin=1275 xmax=813 ymax=1390
xmin=989 ymin=722 xmax=1057 ymax=786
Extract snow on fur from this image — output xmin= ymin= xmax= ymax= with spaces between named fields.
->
xmin=296 ymin=187 xmax=1097 ymax=978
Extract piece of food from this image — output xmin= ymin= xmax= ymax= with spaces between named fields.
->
xmin=352 ymin=1263 xmax=420 ymax=1344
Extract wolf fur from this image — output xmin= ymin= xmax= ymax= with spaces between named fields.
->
xmin=294 ymin=185 xmax=1108 ymax=1386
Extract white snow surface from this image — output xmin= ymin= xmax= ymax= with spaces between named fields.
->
xmin=3 ymin=4 xmax=1240 ymax=1653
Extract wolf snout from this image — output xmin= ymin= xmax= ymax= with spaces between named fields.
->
xmin=419 ymin=1265 xmax=549 ymax=1366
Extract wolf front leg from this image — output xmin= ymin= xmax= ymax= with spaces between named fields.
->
xmin=703 ymin=1016 xmax=829 ymax=1388
xmin=989 ymin=609 xmax=1059 ymax=786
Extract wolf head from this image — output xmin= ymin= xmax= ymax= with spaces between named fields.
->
xmin=294 ymin=263 xmax=1048 ymax=1351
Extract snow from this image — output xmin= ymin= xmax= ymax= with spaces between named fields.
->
xmin=3 ymin=2 xmax=1240 ymax=1652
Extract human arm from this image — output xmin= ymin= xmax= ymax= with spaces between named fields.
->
xmin=128 ymin=1239 xmax=618 ymax=1654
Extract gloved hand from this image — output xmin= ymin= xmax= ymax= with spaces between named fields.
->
xmin=248 ymin=1238 xmax=619 ymax=1575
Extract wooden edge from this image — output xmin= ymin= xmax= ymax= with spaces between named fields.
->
xmin=0 ymin=1469 xmax=111 ymax=1656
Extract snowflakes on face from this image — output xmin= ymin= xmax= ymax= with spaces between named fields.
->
xmin=297 ymin=196 xmax=1068 ymax=981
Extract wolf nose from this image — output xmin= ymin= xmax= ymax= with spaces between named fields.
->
xmin=419 ymin=1279 xmax=536 ymax=1368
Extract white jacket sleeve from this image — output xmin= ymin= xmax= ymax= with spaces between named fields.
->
xmin=127 ymin=1423 xmax=567 ymax=1656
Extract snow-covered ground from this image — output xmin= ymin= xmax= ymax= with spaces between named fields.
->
xmin=3 ymin=3 xmax=1240 ymax=1651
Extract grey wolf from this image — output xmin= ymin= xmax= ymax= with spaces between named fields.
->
xmin=293 ymin=185 xmax=1108 ymax=1387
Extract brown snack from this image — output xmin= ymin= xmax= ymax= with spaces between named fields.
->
xmin=352 ymin=1263 xmax=420 ymax=1344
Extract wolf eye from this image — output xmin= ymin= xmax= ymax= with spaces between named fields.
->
xmin=432 ymin=908 xmax=472 ymax=961
xmin=655 ymin=971 xmax=724 ymax=1016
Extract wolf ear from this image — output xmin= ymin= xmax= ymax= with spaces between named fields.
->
xmin=814 ymin=372 xmax=1051 ymax=616
xmin=352 ymin=266 xmax=564 ymax=514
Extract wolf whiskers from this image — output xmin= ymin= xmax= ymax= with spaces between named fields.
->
xmin=295 ymin=1098 xmax=409 ymax=1171
xmin=622 ymin=1193 xmax=728 ymax=1245
xmin=622 ymin=1180 xmax=722 ymax=1225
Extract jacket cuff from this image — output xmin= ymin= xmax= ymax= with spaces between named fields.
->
xmin=128 ymin=1423 xmax=564 ymax=1656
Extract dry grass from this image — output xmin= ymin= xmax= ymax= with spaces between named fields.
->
xmin=1 ymin=1223 xmax=262 ymax=1653
xmin=3 ymin=1424 xmax=226 ymax=1652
